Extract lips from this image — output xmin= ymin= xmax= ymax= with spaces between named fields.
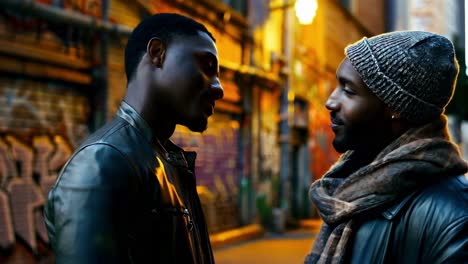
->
xmin=330 ymin=113 xmax=344 ymax=130
xmin=203 ymin=100 xmax=215 ymax=117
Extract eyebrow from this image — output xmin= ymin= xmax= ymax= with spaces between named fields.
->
xmin=337 ymin=75 xmax=360 ymax=90
xmin=197 ymin=51 xmax=218 ymax=63
xmin=337 ymin=75 xmax=350 ymax=84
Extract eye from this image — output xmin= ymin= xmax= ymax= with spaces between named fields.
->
xmin=196 ymin=53 xmax=218 ymax=77
xmin=207 ymin=59 xmax=214 ymax=68
xmin=339 ymin=80 xmax=356 ymax=96
xmin=343 ymin=87 xmax=356 ymax=95
xmin=203 ymin=57 xmax=217 ymax=76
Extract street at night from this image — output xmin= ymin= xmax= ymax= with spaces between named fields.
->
xmin=214 ymin=229 xmax=316 ymax=264
xmin=0 ymin=0 xmax=467 ymax=263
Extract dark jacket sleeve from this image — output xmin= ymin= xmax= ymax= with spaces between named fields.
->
xmin=403 ymin=175 xmax=468 ymax=264
xmin=427 ymin=215 xmax=468 ymax=264
xmin=44 ymin=143 xmax=133 ymax=264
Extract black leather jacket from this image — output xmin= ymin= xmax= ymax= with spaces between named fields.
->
xmin=44 ymin=102 xmax=214 ymax=264
xmin=348 ymin=174 xmax=468 ymax=264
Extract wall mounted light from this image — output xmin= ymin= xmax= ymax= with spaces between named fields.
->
xmin=270 ymin=0 xmax=318 ymax=25
xmin=294 ymin=0 xmax=318 ymax=25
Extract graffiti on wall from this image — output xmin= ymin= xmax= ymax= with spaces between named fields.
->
xmin=172 ymin=115 xmax=241 ymax=233
xmin=0 ymin=78 xmax=89 ymax=262
xmin=0 ymin=89 xmax=241 ymax=262
xmin=0 ymin=120 xmax=241 ymax=261
xmin=0 ymin=135 xmax=72 ymax=254
xmin=171 ymin=115 xmax=240 ymax=195
xmin=0 ymin=78 xmax=90 ymax=147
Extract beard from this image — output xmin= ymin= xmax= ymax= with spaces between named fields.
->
xmin=332 ymin=118 xmax=391 ymax=155
xmin=185 ymin=115 xmax=208 ymax=133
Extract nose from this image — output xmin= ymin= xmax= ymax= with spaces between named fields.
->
xmin=210 ymin=77 xmax=224 ymax=100
xmin=325 ymin=88 xmax=339 ymax=111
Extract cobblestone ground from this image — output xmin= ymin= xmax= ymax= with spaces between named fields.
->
xmin=214 ymin=229 xmax=316 ymax=264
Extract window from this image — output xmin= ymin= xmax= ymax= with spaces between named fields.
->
xmin=222 ymin=0 xmax=247 ymax=15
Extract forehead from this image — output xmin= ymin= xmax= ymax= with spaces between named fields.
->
xmin=337 ymin=58 xmax=360 ymax=80
xmin=337 ymin=58 xmax=370 ymax=91
xmin=339 ymin=58 xmax=386 ymax=105
xmin=171 ymin=31 xmax=218 ymax=56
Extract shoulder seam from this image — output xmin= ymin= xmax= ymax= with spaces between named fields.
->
xmin=53 ymin=142 xmax=138 ymax=188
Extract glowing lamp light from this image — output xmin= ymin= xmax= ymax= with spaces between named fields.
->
xmin=294 ymin=0 xmax=318 ymax=25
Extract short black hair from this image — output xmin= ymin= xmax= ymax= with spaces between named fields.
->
xmin=125 ymin=13 xmax=215 ymax=81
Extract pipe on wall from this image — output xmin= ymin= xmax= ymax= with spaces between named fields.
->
xmin=1 ymin=0 xmax=132 ymax=36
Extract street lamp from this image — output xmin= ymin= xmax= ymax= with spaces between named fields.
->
xmin=295 ymin=0 xmax=318 ymax=25
xmin=270 ymin=0 xmax=318 ymax=25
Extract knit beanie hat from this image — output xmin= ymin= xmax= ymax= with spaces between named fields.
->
xmin=345 ymin=31 xmax=459 ymax=123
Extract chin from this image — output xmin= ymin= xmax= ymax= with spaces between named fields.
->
xmin=332 ymin=139 xmax=348 ymax=154
xmin=186 ymin=118 xmax=208 ymax=133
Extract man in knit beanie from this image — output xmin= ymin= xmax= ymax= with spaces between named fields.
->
xmin=305 ymin=31 xmax=468 ymax=264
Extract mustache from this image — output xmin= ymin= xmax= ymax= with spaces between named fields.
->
xmin=330 ymin=112 xmax=344 ymax=125
xmin=200 ymin=90 xmax=216 ymax=107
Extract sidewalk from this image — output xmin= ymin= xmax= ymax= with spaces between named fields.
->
xmin=210 ymin=224 xmax=265 ymax=249
xmin=298 ymin=219 xmax=323 ymax=231
xmin=213 ymin=227 xmax=319 ymax=264
xmin=210 ymin=219 xmax=322 ymax=249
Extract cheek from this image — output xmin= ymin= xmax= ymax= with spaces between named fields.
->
xmin=185 ymin=69 xmax=207 ymax=92
xmin=342 ymin=102 xmax=368 ymax=124
xmin=345 ymin=98 xmax=384 ymax=124
xmin=347 ymin=104 xmax=388 ymax=140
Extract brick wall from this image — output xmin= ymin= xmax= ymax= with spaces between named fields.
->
xmin=0 ymin=2 xmax=257 ymax=261
xmin=171 ymin=113 xmax=242 ymax=233
xmin=353 ymin=0 xmax=385 ymax=35
xmin=0 ymin=78 xmax=90 ymax=263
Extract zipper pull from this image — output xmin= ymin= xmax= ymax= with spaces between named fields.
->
xmin=184 ymin=208 xmax=194 ymax=232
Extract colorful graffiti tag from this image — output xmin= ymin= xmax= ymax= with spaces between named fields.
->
xmin=0 ymin=105 xmax=241 ymax=263
xmin=0 ymin=135 xmax=71 ymax=263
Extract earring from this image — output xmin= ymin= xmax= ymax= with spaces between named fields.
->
xmin=391 ymin=113 xmax=400 ymax=119
xmin=152 ymin=58 xmax=163 ymax=68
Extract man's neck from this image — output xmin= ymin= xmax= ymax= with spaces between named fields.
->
xmin=352 ymin=144 xmax=385 ymax=166
xmin=124 ymin=85 xmax=176 ymax=142
xmin=152 ymin=123 xmax=176 ymax=143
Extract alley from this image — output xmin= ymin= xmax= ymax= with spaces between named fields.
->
xmin=214 ymin=229 xmax=316 ymax=264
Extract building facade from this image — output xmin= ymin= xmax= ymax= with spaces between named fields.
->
xmin=0 ymin=0 xmax=282 ymax=262
xmin=0 ymin=0 xmax=389 ymax=262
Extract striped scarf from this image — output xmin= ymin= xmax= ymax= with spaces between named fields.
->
xmin=305 ymin=116 xmax=468 ymax=264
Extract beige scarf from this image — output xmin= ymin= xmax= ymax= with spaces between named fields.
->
xmin=305 ymin=116 xmax=468 ymax=264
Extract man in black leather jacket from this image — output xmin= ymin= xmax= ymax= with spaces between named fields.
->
xmin=44 ymin=13 xmax=224 ymax=263
xmin=305 ymin=31 xmax=468 ymax=263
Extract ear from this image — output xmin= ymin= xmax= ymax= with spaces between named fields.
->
xmin=383 ymin=107 xmax=394 ymax=121
xmin=147 ymin=37 xmax=166 ymax=68
xmin=384 ymin=107 xmax=410 ymax=137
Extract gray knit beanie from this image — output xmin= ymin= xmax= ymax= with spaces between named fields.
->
xmin=345 ymin=31 xmax=459 ymax=123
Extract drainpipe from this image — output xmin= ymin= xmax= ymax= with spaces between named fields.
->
xmin=277 ymin=0 xmax=294 ymax=232
xmin=91 ymin=0 xmax=110 ymax=129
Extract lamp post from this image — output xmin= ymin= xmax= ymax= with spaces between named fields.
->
xmin=274 ymin=0 xmax=317 ymax=232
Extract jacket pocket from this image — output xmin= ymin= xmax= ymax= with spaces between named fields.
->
xmin=151 ymin=206 xmax=197 ymax=262
xmin=129 ymin=206 xmax=196 ymax=263
xmin=151 ymin=206 xmax=194 ymax=232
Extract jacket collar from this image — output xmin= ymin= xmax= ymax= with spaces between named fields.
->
xmin=116 ymin=101 xmax=153 ymax=143
xmin=382 ymin=174 xmax=468 ymax=220
xmin=116 ymin=101 xmax=196 ymax=171
xmin=162 ymin=140 xmax=197 ymax=171
xmin=381 ymin=192 xmax=417 ymax=220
